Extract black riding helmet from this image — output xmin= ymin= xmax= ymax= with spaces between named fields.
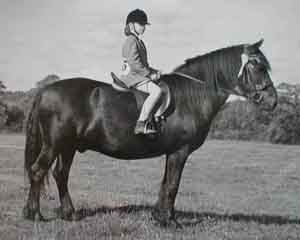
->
xmin=126 ymin=9 xmax=150 ymax=25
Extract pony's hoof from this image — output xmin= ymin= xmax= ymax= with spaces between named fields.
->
xmin=23 ymin=207 xmax=46 ymax=221
xmin=152 ymin=210 xmax=182 ymax=229
xmin=157 ymin=218 xmax=182 ymax=229
xmin=59 ymin=210 xmax=80 ymax=221
xmin=170 ymin=219 xmax=183 ymax=229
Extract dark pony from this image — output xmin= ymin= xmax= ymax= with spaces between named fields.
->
xmin=23 ymin=39 xmax=277 ymax=227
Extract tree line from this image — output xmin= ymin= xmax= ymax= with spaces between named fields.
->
xmin=0 ymin=77 xmax=300 ymax=145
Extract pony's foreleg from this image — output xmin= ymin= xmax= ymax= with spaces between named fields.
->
xmin=52 ymin=149 xmax=76 ymax=220
xmin=154 ymin=145 xmax=190 ymax=227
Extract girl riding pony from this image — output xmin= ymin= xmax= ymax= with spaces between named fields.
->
xmin=120 ymin=9 xmax=162 ymax=135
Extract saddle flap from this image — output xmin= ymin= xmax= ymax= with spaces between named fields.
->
xmin=110 ymin=72 xmax=172 ymax=119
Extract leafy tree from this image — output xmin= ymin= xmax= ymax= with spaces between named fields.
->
xmin=36 ymin=74 xmax=60 ymax=89
xmin=0 ymin=81 xmax=6 ymax=93
xmin=0 ymin=81 xmax=7 ymax=130
xmin=5 ymin=105 xmax=25 ymax=132
xmin=0 ymin=102 xmax=7 ymax=130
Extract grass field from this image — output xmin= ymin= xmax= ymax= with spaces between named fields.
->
xmin=1 ymin=134 xmax=300 ymax=239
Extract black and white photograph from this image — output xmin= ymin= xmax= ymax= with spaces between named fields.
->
xmin=0 ymin=0 xmax=300 ymax=239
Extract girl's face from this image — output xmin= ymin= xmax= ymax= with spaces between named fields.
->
xmin=133 ymin=22 xmax=146 ymax=35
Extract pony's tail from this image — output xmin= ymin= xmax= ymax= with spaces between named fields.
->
xmin=24 ymin=92 xmax=45 ymax=185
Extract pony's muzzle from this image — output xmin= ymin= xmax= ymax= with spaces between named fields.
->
xmin=259 ymin=85 xmax=278 ymax=111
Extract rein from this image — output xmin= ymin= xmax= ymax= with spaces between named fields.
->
xmin=172 ymin=71 xmax=237 ymax=96
xmin=172 ymin=71 xmax=205 ymax=84
xmin=172 ymin=71 xmax=236 ymax=96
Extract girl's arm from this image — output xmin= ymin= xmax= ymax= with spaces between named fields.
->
xmin=122 ymin=37 xmax=151 ymax=77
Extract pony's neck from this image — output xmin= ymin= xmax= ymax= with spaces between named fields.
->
xmin=166 ymin=75 xmax=228 ymax=127
xmin=174 ymin=45 xmax=243 ymax=98
xmin=172 ymin=45 xmax=244 ymax=123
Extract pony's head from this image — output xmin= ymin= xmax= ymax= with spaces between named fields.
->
xmin=173 ymin=39 xmax=277 ymax=111
xmin=231 ymin=39 xmax=277 ymax=110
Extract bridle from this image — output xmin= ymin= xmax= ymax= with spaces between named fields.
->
xmin=237 ymin=53 xmax=273 ymax=103
xmin=172 ymin=52 xmax=273 ymax=104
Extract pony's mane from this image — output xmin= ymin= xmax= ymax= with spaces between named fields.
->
xmin=165 ymin=45 xmax=245 ymax=113
xmin=173 ymin=44 xmax=244 ymax=81
xmin=174 ymin=44 xmax=271 ymax=74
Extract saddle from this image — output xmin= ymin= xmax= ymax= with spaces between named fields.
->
xmin=110 ymin=72 xmax=172 ymax=123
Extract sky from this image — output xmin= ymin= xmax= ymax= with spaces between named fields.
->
xmin=0 ymin=0 xmax=299 ymax=91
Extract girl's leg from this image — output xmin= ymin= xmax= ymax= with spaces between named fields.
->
xmin=135 ymin=81 xmax=162 ymax=133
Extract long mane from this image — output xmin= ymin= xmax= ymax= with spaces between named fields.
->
xmin=174 ymin=45 xmax=244 ymax=77
xmin=165 ymin=44 xmax=245 ymax=113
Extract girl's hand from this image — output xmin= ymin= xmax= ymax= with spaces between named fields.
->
xmin=149 ymin=73 xmax=157 ymax=81
xmin=150 ymin=70 xmax=162 ymax=81
xmin=157 ymin=70 xmax=162 ymax=79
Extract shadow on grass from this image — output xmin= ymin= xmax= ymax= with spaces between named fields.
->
xmin=74 ymin=204 xmax=300 ymax=226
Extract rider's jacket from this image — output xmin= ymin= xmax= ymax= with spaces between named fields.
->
xmin=120 ymin=33 xmax=157 ymax=87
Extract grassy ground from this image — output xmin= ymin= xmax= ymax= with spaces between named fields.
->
xmin=0 ymin=134 xmax=300 ymax=239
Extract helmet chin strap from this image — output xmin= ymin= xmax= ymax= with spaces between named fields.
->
xmin=130 ymin=23 xmax=142 ymax=39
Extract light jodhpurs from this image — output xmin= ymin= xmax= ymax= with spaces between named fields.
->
xmin=135 ymin=81 xmax=162 ymax=122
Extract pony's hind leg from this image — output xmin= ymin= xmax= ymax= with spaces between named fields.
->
xmin=31 ymin=145 xmax=56 ymax=182
xmin=24 ymin=144 xmax=56 ymax=221
xmin=23 ymin=179 xmax=44 ymax=221
xmin=52 ymin=148 xmax=77 ymax=220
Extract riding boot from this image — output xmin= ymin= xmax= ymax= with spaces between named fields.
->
xmin=134 ymin=121 xmax=157 ymax=135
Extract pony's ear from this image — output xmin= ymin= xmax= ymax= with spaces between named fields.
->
xmin=252 ymin=38 xmax=264 ymax=49
xmin=245 ymin=38 xmax=264 ymax=54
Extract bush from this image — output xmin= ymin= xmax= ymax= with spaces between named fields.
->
xmin=0 ymin=74 xmax=58 ymax=133
xmin=5 ymin=105 xmax=25 ymax=132
xmin=264 ymin=97 xmax=300 ymax=144
xmin=0 ymin=102 xmax=8 ymax=130
xmin=209 ymin=100 xmax=267 ymax=141
xmin=266 ymin=112 xmax=300 ymax=144
xmin=36 ymin=74 xmax=60 ymax=88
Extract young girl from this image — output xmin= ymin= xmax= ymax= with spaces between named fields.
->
xmin=120 ymin=9 xmax=162 ymax=135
